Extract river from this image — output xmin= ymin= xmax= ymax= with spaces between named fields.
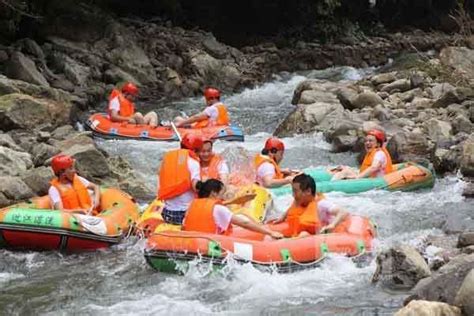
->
xmin=0 ymin=66 xmax=469 ymax=315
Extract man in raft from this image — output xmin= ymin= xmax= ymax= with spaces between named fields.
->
xmin=48 ymin=154 xmax=101 ymax=213
xmin=255 ymin=137 xmax=299 ymax=188
xmin=174 ymin=87 xmax=230 ymax=128
xmin=108 ymin=82 xmax=159 ymax=127
xmin=271 ymin=174 xmax=348 ymax=237
xmin=331 ymin=129 xmax=393 ymax=180
xmin=183 ymin=179 xmax=283 ymax=239
xmin=199 ymin=139 xmax=230 ymax=183
xmin=157 ymin=134 xmax=203 ymax=225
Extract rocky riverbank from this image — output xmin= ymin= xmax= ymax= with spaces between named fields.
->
xmin=274 ymin=45 xmax=474 ymax=315
xmin=276 ymin=45 xmax=474 ymax=197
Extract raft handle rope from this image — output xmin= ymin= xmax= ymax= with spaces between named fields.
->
xmin=149 ymin=231 xmax=330 ymax=267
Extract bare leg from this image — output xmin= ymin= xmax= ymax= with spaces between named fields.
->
xmin=331 ymin=166 xmax=358 ymax=180
xmin=133 ymin=112 xmax=145 ymax=125
xmin=144 ymin=111 xmax=158 ymax=127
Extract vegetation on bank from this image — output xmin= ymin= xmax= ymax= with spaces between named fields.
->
xmin=0 ymin=0 xmax=472 ymax=46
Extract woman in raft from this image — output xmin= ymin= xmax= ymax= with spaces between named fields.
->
xmin=331 ymin=129 xmax=393 ymax=180
xmin=182 ymin=179 xmax=283 ymax=239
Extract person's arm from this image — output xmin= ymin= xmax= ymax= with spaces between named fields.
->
xmin=189 ymin=157 xmax=202 ymax=192
xmin=357 ymin=156 xmax=384 ymax=179
xmin=87 ymin=182 xmax=101 ymax=210
xmin=231 ymin=214 xmax=283 ymax=239
xmin=218 ymin=161 xmax=230 ymax=184
xmin=175 ymin=112 xmax=208 ymax=127
xmin=261 ymin=174 xmax=293 ymax=188
xmin=320 ymin=205 xmax=348 ymax=233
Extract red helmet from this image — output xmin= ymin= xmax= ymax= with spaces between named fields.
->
xmin=264 ymin=137 xmax=285 ymax=152
xmin=181 ymin=134 xmax=204 ymax=151
xmin=367 ymin=129 xmax=386 ymax=143
xmin=51 ymin=154 xmax=74 ymax=174
xmin=204 ymin=88 xmax=220 ymax=101
xmin=122 ymin=82 xmax=138 ymax=95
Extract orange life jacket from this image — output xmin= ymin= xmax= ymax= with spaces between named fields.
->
xmin=285 ymin=194 xmax=325 ymax=237
xmin=108 ymin=89 xmax=135 ymax=118
xmin=50 ymin=175 xmax=92 ymax=210
xmin=201 ymin=154 xmax=224 ymax=181
xmin=194 ymin=103 xmax=230 ymax=128
xmin=359 ymin=147 xmax=393 ymax=177
xmin=183 ymin=198 xmax=232 ymax=235
xmin=157 ymin=149 xmax=199 ymax=200
xmin=254 ymin=154 xmax=284 ymax=180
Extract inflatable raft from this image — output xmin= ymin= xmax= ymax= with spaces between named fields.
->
xmin=271 ymin=162 xmax=435 ymax=196
xmin=144 ymin=215 xmax=376 ymax=274
xmin=0 ymin=188 xmax=139 ymax=252
xmin=85 ymin=113 xmax=244 ymax=142
xmin=137 ymin=184 xmax=272 ymax=237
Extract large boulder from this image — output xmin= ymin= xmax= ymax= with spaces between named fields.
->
xmin=387 ymin=131 xmax=434 ymax=164
xmin=371 ymin=72 xmax=396 ymax=86
xmin=62 ymin=144 xmax=110 ymax=179
xmin=0 ymin=176 xmax=34 ymax=206
xmin=31 ymin=143 xmax=60 ymax=167
xmin=4 ymin=52 xmax=49 ymax=87
xmin=432 ymin=88 xmax=474 ymax=108
xmin=275 ymin=83 xmax=344 ymax=137
xmin=439 ymin=47 xmax=474 ymax=81
xmin=372 ymin=245 xmax=431 ymax=290
xmin=453 ymin=269 xmax=474 ymax=316
xmin=413 ymin=254 xmax=474 ymax=305
xmin=20 ymin=166 xmax=54 ymax=196
xmin=0 ymin=133 xmax=24 ymax=152
xmin=381 ymin=79 xmax=411 ymax=94
xmin=394 ymin=300 xmax=461 ymax=316
xmin=0 ymin=146 xmax=33 ymax=176
xmin=336 ymin=86 xmax=359 ymax=110
xmin=0 ymin=94 xmax=71 ymax=131
xmin=423 ymin=119 xmax=453 ymax=143
xmin=460 ymin=134 xmax=474 ymax=177
xmin=350 ymin=91 xmax=384 ymax=109
xmin=458 ymin=232 xmax=474 ymax=248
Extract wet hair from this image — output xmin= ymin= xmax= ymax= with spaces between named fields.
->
xmin=293 ymin=173 xmax=316 ymax=196
xmin=196 ymin=179 xmax=224 ymax=198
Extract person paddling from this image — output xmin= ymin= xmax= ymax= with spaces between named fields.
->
xmin=48 ymin=154 xmax=100 ymax=214
xmin=254 ymin=137 xmax=299 ymax=188
xmin=174 ymin=87 xmax=230 ymax=128
xmin=331 ymin=129 xmax=394 ymax=180
xmin=157 ymin=134 xmax=203 ymax=225
xmin=183 ymin=179 xmax=283 ymax=239
xmin=271 ymin=174 xmax=348 ymax=237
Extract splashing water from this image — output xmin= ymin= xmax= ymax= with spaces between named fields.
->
xmin=1 ymin=66 xmax=470 ymax=315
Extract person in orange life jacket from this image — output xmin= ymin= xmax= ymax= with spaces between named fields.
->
xmin=183 ymin=179 xmax=283 ymax=239
xmin=271 ymin=174 xmax=348 ymax=237
xmin=48 ymin=154 xmax=100 ymax=213
xmin=108 ymin=82 xmax=159 ymax=127
xmin=331 ymin=129 xmax=393 ymax=180
xmin=199 ymin=139 xmax=229 ymax=183
xmin=174 ymin=87 xmax=230 ymax=128
xmin=157 ymin=134 xmax=204 ymax=225
xmin=255 ymin=137 xmax=300 ymax=188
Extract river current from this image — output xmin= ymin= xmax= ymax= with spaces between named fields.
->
xmin=0 ymin=67 xmax=469 ymax=315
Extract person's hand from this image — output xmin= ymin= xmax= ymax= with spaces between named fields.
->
xmin=270 ymin=231 xmax=284 ymax=239
xmin=320 ymin=224 xmax=335 ymax=234
xmin=267 ymin=215 xmax=285 ymax=224
xmin=127 ymin=117 xmax=136 ymax=124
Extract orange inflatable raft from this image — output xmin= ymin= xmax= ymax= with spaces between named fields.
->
xmin=0 ymin=188 xmax=140 ymax=252
xmin=144 ymin=215 xmax=376 ymax=273
xmin=85 ymin=113 xmax=244 ymax=142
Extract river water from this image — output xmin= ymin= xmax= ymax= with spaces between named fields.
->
xmin=0 ymin=67 xmax=469 ymax=315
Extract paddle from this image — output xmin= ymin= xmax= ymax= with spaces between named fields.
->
xmin=223 ymin=193 xmax=257 ymax=206
xmin=171 ymin=122 xmax=182 ymax=142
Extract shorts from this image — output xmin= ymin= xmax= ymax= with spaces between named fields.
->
xmin=162 ymin=208 xmax=187 ymax=225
